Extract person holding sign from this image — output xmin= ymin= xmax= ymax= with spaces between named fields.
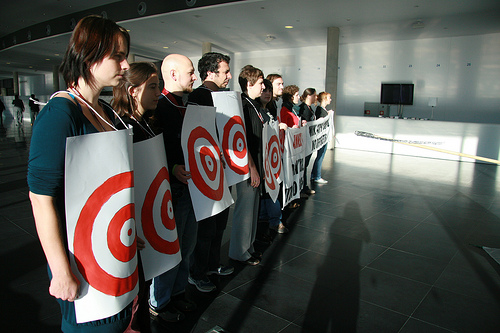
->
xmin=27 ymin=15 xmax=132 ymax=332
xmin=187 ymin=52 xmax=235 ymax=292
xmin=298 ymin=88 xmax=318 ymax=198
xmin=310 ymin=92 xmax=332 ymax=185
xmin=148 ymin=54 xmax=198 ymax=324
xmin=112 ymin=61 xmax=160 ymax=332
xmin=229 ymin=65 xmax=266 ymax=266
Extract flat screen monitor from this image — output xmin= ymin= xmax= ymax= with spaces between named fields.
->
xmin=380 ymin=83 xmax=414 ymax=105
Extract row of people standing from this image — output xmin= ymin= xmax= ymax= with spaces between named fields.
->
xmin=27 ymin=14 xmax=333 ymax=333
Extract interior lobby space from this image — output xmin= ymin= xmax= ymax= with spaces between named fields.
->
xmin=2 ymin=116 xmax=499 ymax=332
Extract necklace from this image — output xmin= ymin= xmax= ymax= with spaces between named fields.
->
xmin=130 ymin=114 xmax=155 ymax=138
xmin=243 ymin=95 xmax=265 ymax=124
xmin=68 ymin=88 xmax=122 ymax=131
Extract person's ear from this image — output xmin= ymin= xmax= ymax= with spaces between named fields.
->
xmin=128 ymin=86 xmax=137 ymax=98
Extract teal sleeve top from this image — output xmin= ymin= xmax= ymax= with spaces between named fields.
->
xmin=28 ymin=96 xmax=102 ymax=196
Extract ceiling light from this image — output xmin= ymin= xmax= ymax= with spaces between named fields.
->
xmin=265 ymin=35 xmax=276 ymax=42
xmin=163 ymin=46 xmax=169 ymax=49
xmin=285 ymin=25 xmax=293 ymax=29
xmin=412 ymin=20 xmax=424 ymax=29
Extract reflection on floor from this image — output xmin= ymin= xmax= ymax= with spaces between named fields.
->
xmin=1 ymin=117 xmax=499 ymax=332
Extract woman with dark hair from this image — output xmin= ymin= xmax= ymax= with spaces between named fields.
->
xmin=112 ymin=62 xmax=160 ymax=142
xmin=112 ymin=62 xmax=160 ymax=332
xmin=298 ymin=88 xmax=318 ymax=197
xmin=311 ymin=92 xmax=332 ymax=184
xmin=27 ymin=15 xmax=131 ymax=332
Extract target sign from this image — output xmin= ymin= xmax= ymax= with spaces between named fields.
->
xmin=74 ymin=171 xmax=138 ymax=297
xmin=141 ymin=167 xmax=180 ymax=254
xmin=264 ymin=146 xmax=277 ymax=191
xmin=222 ymin=115 xmax=249 ymax=175
xmin=188 ymin=126 xmax=224 ymax=201
xmin=267 ymin=133 xmax=282 ymax=181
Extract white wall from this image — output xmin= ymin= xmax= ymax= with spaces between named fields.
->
xmin=337 ymin=33 xmax=500 ymax=124
xmin=233 ymin=45 xmax=327 ymax=93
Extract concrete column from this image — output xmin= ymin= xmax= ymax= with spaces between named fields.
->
xmin=325 ymin=27 xmax=339 ymax=111
xmin=13 ymin=72 xmax=19 ymax=96
xmin=202 ymin=42 xmax=212 ymax=55
xmin=53 ymin=66 xmax=60 ymax=92
xmin=127 ymin=53 xmax=136 ymax=64
xmin=325 ymin=27 xmax=339 ymax=148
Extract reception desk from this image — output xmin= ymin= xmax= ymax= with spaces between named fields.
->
xmin=334 ymin=116 xmax=500 ymax=164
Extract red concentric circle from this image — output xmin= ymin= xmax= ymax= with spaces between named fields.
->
xmin=188 ymin=126 xmax=224 ymax=200
xmin=141 ymin=167 xmax=180 ymax=254
xmin=222 ymin=116 xmax=249 ymax=175
xmin=74 ymin=171 xmax=138 ymax=297
xmin=268 ymin=134 xmax=282 ymax=180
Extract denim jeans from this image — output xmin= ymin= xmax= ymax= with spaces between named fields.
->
xmin=149 ymin=183 xmax=197 ymax=310
xmin=259 ymin=197 xmax=282 ymax=228
xmin=311 ymin=144 xmax=327 ymax=181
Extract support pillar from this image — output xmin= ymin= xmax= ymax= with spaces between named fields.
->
xmin=13 ymin=72 xmax=19 ymax=96
xmin=325 ymin=27 xmax=340 ymax=148
xmin=202 ymin=42 xmax=212 ymax=55
xmin=325 ymin=27 xmax=339 ymax=111
xmin=53 ymin=66 xmax=60 ymax=92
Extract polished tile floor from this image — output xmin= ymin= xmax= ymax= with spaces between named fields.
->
xmin=1 ymin=116 xmax=500 ymax=332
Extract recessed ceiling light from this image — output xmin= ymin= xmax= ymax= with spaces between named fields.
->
xmin=163 ymin=46 xmax=169 ymax=49
xmin=285 ymin=25 xmax=293 ymax=29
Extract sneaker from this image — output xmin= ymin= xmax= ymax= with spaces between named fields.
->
xmin=313 ymin=178 xmax=328 ymax=184
xmin=149 ymin=304 xmax=184 ymax=323
xmin=270 ymin=222 xmax=289 ymax=234
xmin=188 ymin=276 xmax=216 ymax=292
xmin=304 ymin=188 xmax=316 ymax=195
xmin=207 ymin=265 xmax=234 ymax=276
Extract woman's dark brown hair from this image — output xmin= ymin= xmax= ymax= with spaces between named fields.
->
xmin=301 ymin=88 xmax=316 ymax=102
xmin=282 ymin=85 xmax=299 ymax=104
xmin=112 ymin=62 xmax=158 ymax=116
xmin=60 ymin=15 xmax=130 ymax=88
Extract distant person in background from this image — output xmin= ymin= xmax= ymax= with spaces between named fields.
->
xmin=0 ymin=98 xmax=5 ymax=124
xmin=12 ymin=95 xmax=24 ymax=126
xmin=29 ymin=94 xmax=40 ymax=125
xmin=310 ymin=91 xmax=332 ymax=185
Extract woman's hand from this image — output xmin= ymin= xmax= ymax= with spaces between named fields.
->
xmin=49 ymin=272 xmax=80 ymax=302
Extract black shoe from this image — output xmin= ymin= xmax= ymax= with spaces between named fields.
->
xmin=251 ymin=251 xmax=263 ymax=260
xmin=171 ymin=295 xmax=197 ymax=312
xmin=149 ymin=304 xmax=184 ymax=323
xmin=244 ymin=256 xmax=260 ymax=266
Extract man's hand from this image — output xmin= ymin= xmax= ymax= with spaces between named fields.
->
xmin=173 ymin=164 xmax=191 ymax=184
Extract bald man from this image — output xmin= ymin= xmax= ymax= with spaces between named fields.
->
xmin=149 ymin=54 xmax=198 ymax=324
